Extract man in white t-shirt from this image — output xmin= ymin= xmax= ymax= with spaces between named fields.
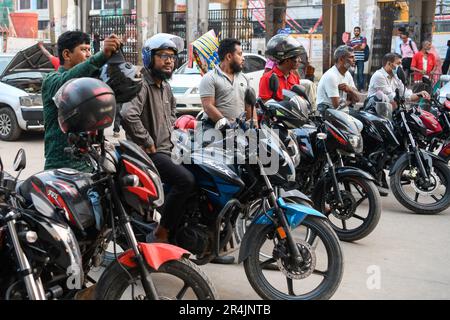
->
xmin=317 ymin=45 xmax=360 ymax=113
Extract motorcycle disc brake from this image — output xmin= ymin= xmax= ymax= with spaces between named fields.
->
xmin=276 ymin=240 xmax=317 ymax=280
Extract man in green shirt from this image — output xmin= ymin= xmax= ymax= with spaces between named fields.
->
xmin=42 ymin=31 xmax=121 ymax=171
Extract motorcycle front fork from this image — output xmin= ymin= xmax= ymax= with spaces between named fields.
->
xmin=109 ymin=179 xmax=159 ymax=300
xmin=258 ymin=161 xmax=304 ymax=264
xmin=5 ymin=212 xmax=46 ymax=300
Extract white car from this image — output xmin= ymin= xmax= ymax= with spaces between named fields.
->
xmin=0 ymin=44 xmax=54 ymax=141
xmin=170 ymin=53 xmax=267 ymax=115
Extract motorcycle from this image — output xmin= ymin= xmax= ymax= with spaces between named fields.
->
xmin=140 ymin=89 xmax=344 ymax=300
xmin=256 ymin=77 xmax=381 ymax=242
xmin=12 ymin=130 xmax=218 ymax=300
xmin=347 ymin=80 xmax=450 ymax=214
xmin=0 ymin=150 xmax=81 ymax=300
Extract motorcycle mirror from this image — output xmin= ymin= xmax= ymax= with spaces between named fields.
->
xmin=13 ymin=149 xmax=26 ymax=172
xmin=245 ymin=87 xmax=257 ymax=107
xmin=269 ymin=73 xmax=279 ymax=99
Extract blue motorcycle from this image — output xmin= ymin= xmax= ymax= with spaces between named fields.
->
xmin=142 ymin=109 xmax=344 ymax=300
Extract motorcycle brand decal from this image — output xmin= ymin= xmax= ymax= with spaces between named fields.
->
xmin=46 ymin=187 xmax=77 ymax=226
xmin=123 ymin=160 xmax=158 ymax=202
xmin=52 ymin=181 xmax=78 ymax=198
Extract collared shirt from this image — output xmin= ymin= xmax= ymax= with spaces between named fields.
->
xmin=317 ymin=65 xmax=356 ymax=107
xmin=42 ymin=52 xmax=108 ymax=171
xmin=399 ymin=39 xmax=418 ymax=59
xmin=367 ymin=67 xmax=413 ymax=101
xmin=259 ymin=66 xmax=300 ymax=101
xmin=411 ymin=51 xmax=436 ymax=81
xmin=121 ymin=68 xmax=177 ymax=155
xmin=347 ymin=36 xmax=367 ymax=61
xmin=199 ymin=65 xmax=249 ymax=121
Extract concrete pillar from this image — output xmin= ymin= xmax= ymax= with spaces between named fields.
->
xmin=322 ymin=0 xmax=341 ymax=71
xmin=186 ymin=0 xmax=209 ymax=47
xmin=136 ymin=0 xmax=160 ymax=65
xmin=80 ymin=0 xmax=92 ymax=33
xmin=409 ymin=0 xmax=437 ymax=45
xmin=422 ymin=0 xmax=437 ymax=42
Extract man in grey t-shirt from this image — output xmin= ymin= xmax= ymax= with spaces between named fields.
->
xmin=199 ymin=38 xmax=257 ymax=130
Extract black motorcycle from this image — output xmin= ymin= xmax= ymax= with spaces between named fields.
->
xmin=1 ymin=150 xmax=82 ymax=300
xmin=256 ymin=78 xmax=381 ymax=242
xmin=348 ymin=87 xmax=450 ymax=214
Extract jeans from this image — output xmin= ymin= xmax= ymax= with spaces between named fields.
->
xmin=149 ymin=153 xmax=196 ymax=231
xmin=355 ymin=60 xmax=365 ymax=91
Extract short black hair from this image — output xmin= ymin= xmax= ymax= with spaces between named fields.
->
xmin=354 ymin=26 xmax=361 ymax=31
xmin=401 ymin=31 xmax=409 ymax=37
xmin=382 ymin=53 xmax=401 ymax=66
xmin=218 ymin=38 xmax=241 ymax=62
xmin=398 ymin=27 xmax=406 ymax=33
xmin=57 ymin=31 xmax=91 ymax=65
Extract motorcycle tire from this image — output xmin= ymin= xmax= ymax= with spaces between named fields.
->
xmin=390 ymin=158 xmax=450 ymax=214
xmin=243 ymin=215 xmax=343 ymax=300
xmin=95 ymin=257 xmax=218 ymax=300
xmin=313 ymin=177 xmax=382 ymax=242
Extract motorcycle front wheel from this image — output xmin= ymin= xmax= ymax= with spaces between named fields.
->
xmin=390 ymin=158 xmax=450 ymax=214
xmin=95 ymin=258 xmax=218 ymax=300
xmin=314 ymin=176 xmax=381 ymax=242
xmin=243 ymin=215 xmax=343 ymax=300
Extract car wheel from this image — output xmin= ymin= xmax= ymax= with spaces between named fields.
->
xmin=0 ymin=107 xmax=22 ymax=141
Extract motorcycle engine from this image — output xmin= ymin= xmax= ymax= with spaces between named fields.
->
xmin=175 ymin=224 xmax=210 ymax=256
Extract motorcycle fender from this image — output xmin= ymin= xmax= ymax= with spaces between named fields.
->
xmin=311 ymin=167 xmax=376 ymax=207
xmin=389 ymin=153 xmax=412 ymax=176
xmin=389 ymin=150 xmax=445 ymax=176
xmin=335 ymin=166 xmax=377 ymax=182
xmin=119 ymin=243 xmax=190 ymax=271
xmin=238 ymin=199 xmax=325 ymax=263
xmin=279 ymin=189 xmax=313 ymax=206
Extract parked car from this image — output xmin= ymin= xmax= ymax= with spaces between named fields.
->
xmin=170 ymin=53 xmax=267 ymax=116
xmin=0 ymin=44 xmax=54 ymax=141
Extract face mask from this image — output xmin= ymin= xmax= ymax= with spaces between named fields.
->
xmin=392 ymin=64 xmax=399 ymax=74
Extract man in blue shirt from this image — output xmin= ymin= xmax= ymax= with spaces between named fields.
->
xmin=347 ymin=26 xmax=367 ymax=92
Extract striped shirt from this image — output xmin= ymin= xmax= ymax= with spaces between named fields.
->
xmin=347 ymin=36 xmax=367 ymax=61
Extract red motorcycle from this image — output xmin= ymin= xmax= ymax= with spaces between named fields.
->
xmin=415 ymin=95 xmax=450 ymax=163
xmin=12 ymin=78 xmax=217 ymax=300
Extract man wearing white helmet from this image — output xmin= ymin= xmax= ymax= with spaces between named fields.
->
xmin=121 ymin=33 xmax=194 ymax=244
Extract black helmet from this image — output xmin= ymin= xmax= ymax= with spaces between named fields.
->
xmin=100 ymin=50 xmax=142 ymax=104
xmin=265 ymin=34 xmax=306 ymax=63
xmin=54 ymin=78 xmax=116 ymax=134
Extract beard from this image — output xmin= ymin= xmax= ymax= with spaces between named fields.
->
xmin=150 ymin=67 xmax=173 ymax=81
xmin=230 ymin=60 xmax=243 ymax=73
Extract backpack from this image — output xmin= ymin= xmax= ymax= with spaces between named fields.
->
xmin=364 ymin=42 xmax=370 ymax=62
